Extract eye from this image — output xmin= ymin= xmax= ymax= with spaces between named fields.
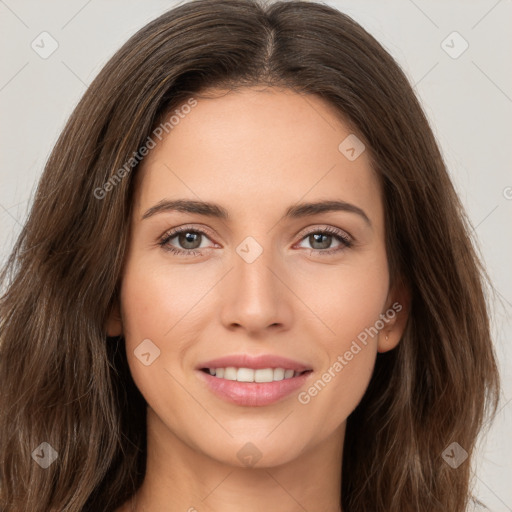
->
xmin=158 ymin=225 xmax=353 ymax=257
xmin=295 ymin=226 xmax=353 ymax=256
xmin=158 ymin=226 xmax=215 ymax=257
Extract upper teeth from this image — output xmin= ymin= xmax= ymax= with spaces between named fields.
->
xmin=208 ymin=367 xmax=300 ymax=382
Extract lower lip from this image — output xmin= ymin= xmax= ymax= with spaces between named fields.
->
xmin=197 ymin=370 xmax=312 ymax=407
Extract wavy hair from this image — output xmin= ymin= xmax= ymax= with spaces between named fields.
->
xmin=0 ymin=0 xmax=500 ymax=510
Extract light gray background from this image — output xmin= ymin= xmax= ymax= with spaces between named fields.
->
xmin=1 ymin=0 xmax=511 ymax=509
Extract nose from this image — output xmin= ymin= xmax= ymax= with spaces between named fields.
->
xmin=219 ymin=242 xmax=293 ymax=335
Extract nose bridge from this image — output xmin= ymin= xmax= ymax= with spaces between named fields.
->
xmin=220 ymin=235 xmax=291 ymax=332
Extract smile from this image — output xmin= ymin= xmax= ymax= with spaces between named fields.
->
xmin=197 ymin=365 xmax=313 ymax=407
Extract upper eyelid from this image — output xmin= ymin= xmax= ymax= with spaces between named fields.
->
xmin=161 ymin=224 xmax=217 ymax=242
xmin=300 ymin=225 xmax=351 ymax=238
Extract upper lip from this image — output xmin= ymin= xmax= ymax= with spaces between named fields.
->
xmin=197 ymin=354 xmax=313 ymax=372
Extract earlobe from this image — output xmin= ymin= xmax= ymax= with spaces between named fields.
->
xmin=106 ymin=299 xmax=123 ymax=337
xmin=377 ymin=277 xmax=411 ymax=353
xmin=377 ymin=331 xmax=401 ymax=353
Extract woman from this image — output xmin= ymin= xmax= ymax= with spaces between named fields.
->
xmin=0 ymin=0 xmax=500 ymax=510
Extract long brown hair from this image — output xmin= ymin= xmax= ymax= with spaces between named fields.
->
xmin=0 ymin=1 xmax=500 ymax=510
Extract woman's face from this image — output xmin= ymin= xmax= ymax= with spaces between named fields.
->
xmin=108 ymin=86 xmax=407 ymax=468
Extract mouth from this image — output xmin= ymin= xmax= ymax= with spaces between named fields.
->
xmin=195 ymin=354 xmax=314 ymax=406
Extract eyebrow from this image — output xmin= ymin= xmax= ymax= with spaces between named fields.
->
xmin=142 ymin=198 xmax=372 ymax=227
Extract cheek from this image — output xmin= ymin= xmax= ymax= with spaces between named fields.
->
xmin=119 ymin=256 xmax=209 ymax=344
xmin=297 ymin=341 xmax=377 ymax=444
xmin=118 ymin=254 xmax=223 ymax=399
xmin=293 ymin=248 xmax=389 ymax=344
xmin=291 ymin=251 xmax=388 ymax=428
xmin=295 ymin=275 xmax=386 ymax=435
xmin=117 ymin=260 xmax=181 ymax=393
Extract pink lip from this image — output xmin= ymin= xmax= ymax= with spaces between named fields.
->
xmin=196 ymin=354 xmax=312 ymax=372
xmin=197 ymin=370 xmax=313 ymax=407
xmin=196 ymin=354 xmax=314 ymax=407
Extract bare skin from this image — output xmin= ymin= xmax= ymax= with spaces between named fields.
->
xmin=110 ymin=86 xmax=409 ymax=512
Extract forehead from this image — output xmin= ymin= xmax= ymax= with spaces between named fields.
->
xmin=135 ymin=87 xmax=383 ymax=230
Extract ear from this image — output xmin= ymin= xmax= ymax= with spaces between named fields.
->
xmin=377 ymin=276 xmax=410 ymax=353
xmin=106 ymin=297 xmax=123 ymax=337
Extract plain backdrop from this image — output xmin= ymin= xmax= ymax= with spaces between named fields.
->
xmin=1 ymin=0 xmax=511 ymax=509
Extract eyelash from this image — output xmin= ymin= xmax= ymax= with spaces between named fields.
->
xmin=157 ymin=225 xmax=353 ymax=257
